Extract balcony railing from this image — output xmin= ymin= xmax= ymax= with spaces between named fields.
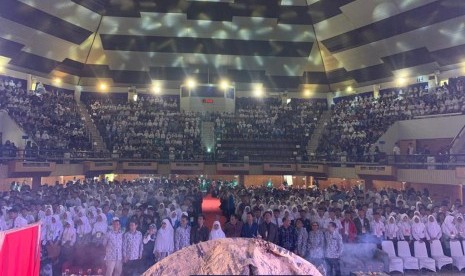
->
xmin=1 ymin=149 xmax=464 ymax=169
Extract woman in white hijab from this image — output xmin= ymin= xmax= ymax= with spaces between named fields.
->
xmin=397 ymin=214 xmax=411 ymax=241
xmin=154 ymin=219 xmax=174 ymax=261
xmin=62 ymin=220 xmax=76 ymax=246
xmin=426 ymin=215 xmax=442 ymax=241
xmin=411 ymin=215 xmax=429 ymax=242
xmin=76 ymin=212 xmax=92 ymax=244
xmin=385 ymin=216 xmax=400 ymax=242
xmin=455 ymin=215 xmax=465 ymax=239
xmin=442 ymin=215 xmax=457 ymax=240
xmin=92 ymin=213 xmax=108 ymax=236
xmin=209 ymin=221 xmax=226 ymax=240
xmin=45 ymin=215 xmax=63 ymax=244
xmin=442 ymin=214 xmax=458 ymax=255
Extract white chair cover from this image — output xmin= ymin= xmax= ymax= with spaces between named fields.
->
xmin=381 ymin=240 xmax=404 ymax=273
xmin=413 ymin=241 xmax=436 ymax=272
xmin=397 ymin=241 xmax=419 ymax=270
xmin=430 ymin=240 xmax=452 ymax=270
xmin=450 ymin=240 xmax=465 ymax=271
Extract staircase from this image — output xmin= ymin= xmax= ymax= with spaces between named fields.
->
xmin=77 ymin=102 xmax=108 ymax=153
xmin=201 ymin=121 xmax=216 ymax=152
xmin=306 ymin=109 xmax=332 ymax=155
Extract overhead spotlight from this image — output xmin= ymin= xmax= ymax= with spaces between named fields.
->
xmin=219 ymin=79 xmax=230 ymax=90
xmin=396 ymin=77 xmax=407 ymax=87
xmin=253 ymin=83 xmax=264 ymax=97
xmin=346 ymin=86 xmax=353 ymax=93
xmin=53 ymin=77 xmax=62 ymax=86
xmin=304 ymin=89 xmax=311 ymax=97
xmin=98 ymin=82 xmax=108 ymax=92
xmin=185 ymin=77 xmax=197 ymax=89
xmin=151 ymin=81 xmax=161 ymax=94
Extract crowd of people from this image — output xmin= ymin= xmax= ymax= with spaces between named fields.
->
xmin=0 ymin=140 xmax=18 ymax=158
xmin=0 ymin=77 xmax=91 ymax=157
xmin=317 ymin=81 xmax=465 ymax=162
xmin=88 ymin=96 xmax=205 ymax=160
xmin=213 ymin=97 xmax=326 ymax=161
xmin=217 ymin=183 xmax=465 ymax=274
xmin=1 ymin=73 xmax=465 ymax=164
xmin=1 ymin=176 xmax=464 ymax=275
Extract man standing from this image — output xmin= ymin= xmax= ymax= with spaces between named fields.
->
xmin=258 ymin=211 xmax=279 ymax=244
xmin=175 ymin=215 xmax=191 ymax=251
xmin=104 ymin=218 xmax=123 ymax=276
xmin=272 ymin=209 xmax=283 ymax=227
xmin=8 ymin=208 xmax=28 ymax=229
xmin=325 ymin=222 xmax=343 ymax=276
xmin=123 ymin=221 xmax=143 ymax=276
xmin=278 ymin=217 xmax=297 ymax=252
xmin=353 ymin=209 xmax=371 ymax=242
xmin=190 ymin=214 xmax=209 ymax=244
xmin=224 ymin=214 xmax=243 ymax=238
xmin=241 ymin=212 xmax=258 ymax=238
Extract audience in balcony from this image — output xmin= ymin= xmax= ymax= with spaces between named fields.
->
xmin=317 ymin=83 xmax=465 ymax=162
xmin=0 ymin=77 xmax=91 ymax=156
xmin=88 ymin=96 xmax=203 ymax=160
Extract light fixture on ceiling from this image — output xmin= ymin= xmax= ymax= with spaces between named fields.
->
xmin=98 ymin=82 xmax=108 ymax=92
xmin=253 ymin=83 xmax=264 ymax=97
xmin=53 ymin=77 xmax=62 ymax=86
xmin=151 ymin=81 xmax=161 ymax=94
xmin=185 ymin=77 xmax=197 ymax=89
xmin=396 ymin=77 xmax=407 ymax=87
xmin=219 ymin=79 xmax=230 ymax=90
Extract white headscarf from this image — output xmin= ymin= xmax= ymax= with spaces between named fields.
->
xmin=455 ymin=215 xmax=465 ymax=236
xmin=209 ymin=221 xmax=225 ymax=240
xmin=47 ymin=215 xmax=63 ymax=242
xmin=76 ymin=213 xmax=92 ymax=235
xmin=62 ymin=219 xmax=76 ymax=244
xmin=155 ymin=219 xmax=174 ymax=253
xmin=92 ymin=213 xmax=108 ymax=234
xmin=411 ymin=215 xmax=426 ymax=240
xmin=426 ymin=215 xmax=442 ymax=240
xmin=385 ymin=216 xmax=399 ymax=239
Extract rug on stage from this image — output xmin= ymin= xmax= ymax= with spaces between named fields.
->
xmin=143 ymin=238 xmax=322 ymax=276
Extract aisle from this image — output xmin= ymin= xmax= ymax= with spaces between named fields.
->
xmin=201 ymin=194 xmax=226 ymax=229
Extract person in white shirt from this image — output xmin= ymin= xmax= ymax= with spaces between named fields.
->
xmin=397 ymin=214 xmax=411 ymax=241
xmin=411 ymin=216 xmax=429 ymax=242
xmin=209 ymin=221 xmax=226 ymax=240
xmin=370 ymin=212 xmax=385 ymax=243
xmin=8 ymin=208 xmax=28 ymax=229
xmin=323 ymin=209 xmax=342 ymax=231
xmin=271 ymin=209 xmax=283 ymax=227
xmin=425 ymin=215 xmax=442 ymax=241
xmin=385 ymin=216 xmax=400 ymax=242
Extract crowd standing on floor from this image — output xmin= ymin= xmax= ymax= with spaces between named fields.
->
xmin=1 ymin=178 xmax=464 ymax=275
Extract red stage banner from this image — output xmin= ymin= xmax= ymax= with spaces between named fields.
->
xmin=0 ymin=224 xmax=41 ymax=276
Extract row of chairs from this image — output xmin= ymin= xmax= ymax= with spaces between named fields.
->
xmin=382 ymin=240 xmax=465 ymax=273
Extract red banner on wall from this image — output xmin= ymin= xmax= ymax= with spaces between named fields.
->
xmin=0 ymin=224 xmax=41 ymax=276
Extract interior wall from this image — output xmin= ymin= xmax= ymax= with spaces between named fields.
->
xmin=318 ymin=178 xmax=363 ymax=190
xmin=244 ymin=175 xmax=284 ymax=188
xmin=371 ymin=180 xmax=403 ymax=191
xmin=0 ymin=110 xmax=28 ymax=149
